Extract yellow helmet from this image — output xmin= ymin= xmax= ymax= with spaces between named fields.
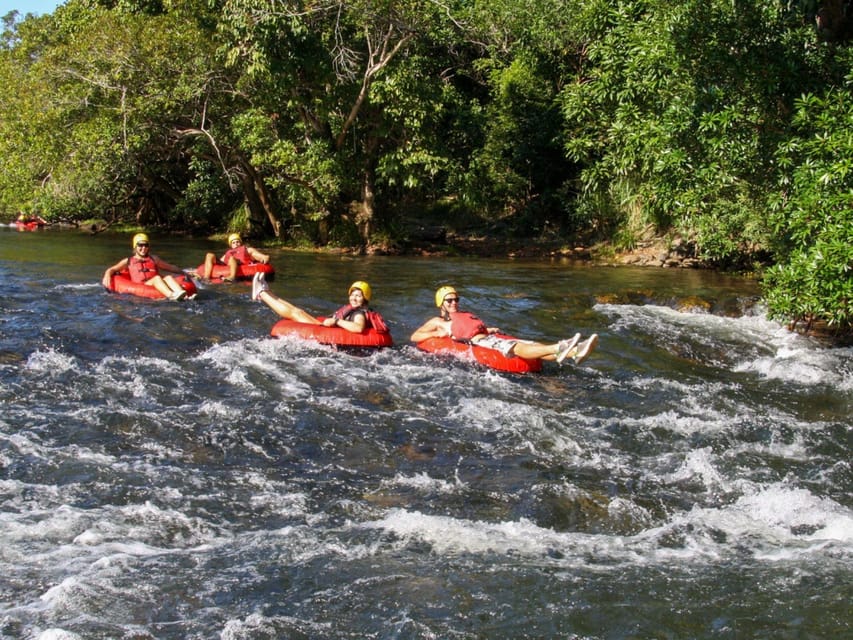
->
xmin=227 ymin=233 xmax=242 ymax=245
xmin=435 ymin=285 xmax=457 ymax=307
xmin=348 ymin=280 xmax=372 ymax=302
xmin=132 ymin=233 xmax=149 ymax=247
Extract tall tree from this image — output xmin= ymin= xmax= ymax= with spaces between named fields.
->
xmin=215 ymin=0 xmax=465 ymax=245
xmin=0 ymin=0 xmax=241 ymax=227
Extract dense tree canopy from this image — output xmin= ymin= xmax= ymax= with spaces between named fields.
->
xmin=1 ymin=0 xmax=851 ymax=333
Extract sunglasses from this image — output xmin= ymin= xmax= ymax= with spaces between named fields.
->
xmin=444 ymin=297 xmax=460 ymax=304
xmin=136 ymin=243 xmax=150 ymax=248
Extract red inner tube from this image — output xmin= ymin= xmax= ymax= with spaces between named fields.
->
xmin=106 ymin=272 xmax=198 ymax=300
xmin=196 ymin=262 xmax=275 ymax=281
xmin=270 ymin=318 xmax=393 ymax=348
xmin=15 ymin=221 xmax=44 ymax=231
xmin=416 ymin=335 xmax=542 ymax=373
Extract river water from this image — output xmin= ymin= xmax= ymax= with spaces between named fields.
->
xmin=0 ymin=227 xmax=850 ymax=639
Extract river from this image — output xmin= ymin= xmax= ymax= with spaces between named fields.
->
xmin=0 ymin=227 xmax=850 ymax=639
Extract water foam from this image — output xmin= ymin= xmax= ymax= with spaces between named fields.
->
xmin=664 ymin=447 xmax=732 ymax=493
xmin=25 ymin=349 xmax=79 ymax=376
xmin=732 ymin=483 xmax=853 ymax=543
xmin=737 ymin=343 xmax=853 ymax=389
xmin=366 ymin=477 xmax=853 ymax=569
xmin=643 ymin=480 xmax=853 ymax=563
xmin=36 ymin=628 xmax=83 ymax=640
xmin=383 ymin=471 xmax=466 ymax=494
xmin=600 ymin=302 xmax=852 ymax=389
xmin=55 ymin=283 xmax=101 ymax=292
xmin=221 ymin=612 xmax=332 ymax=639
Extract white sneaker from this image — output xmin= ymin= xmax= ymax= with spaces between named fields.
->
xmin=251 ymin=272 xmax=268 ymax=301
xmin=555 ymin=333 xmax=581 ymax=364
xmin=572 ymin=334 xmax=599 ymax=364
xmin=170 ymin=289 xmax=187 ymax=302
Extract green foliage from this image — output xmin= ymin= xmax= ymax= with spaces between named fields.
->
xmin=565 ymin=0 xmax=821 ymax=249
xmin=224 ymin=201 xmax=251 ymax=237
xmin=453 ymin=1 xmax=582 ymax=230
xmin=560 ymin=0 xmax=693 ymax=235
xmin=555 ymin=0 xmax=852 ymax=328
xmin=763 ymin=73 xmax=853 ymax=329
xmin=174 ymin=157 xmax=235 ymax=230
xmin=0 ymin=1 xmax=231 ymax=225
xmin=211 ymin=0 xmax=485 ymax=242
xmin=763 ymin=233 xmax=853 ymax=329
xmin=466 ymin=55 xmax=569 ymax=222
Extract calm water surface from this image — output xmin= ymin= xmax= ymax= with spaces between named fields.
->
xmin=0 ymin=227 xmax=850 ymax=639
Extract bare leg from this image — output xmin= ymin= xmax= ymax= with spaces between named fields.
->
xmin=163 ymin=275 xmax=186 ymax=295
xmin=202 ymin=253 xmax=217 ymax=279
xmin=510 ymin=333 xmax=586 ymax=362
xmin=258 ymin=290 xmax=320 ymax=324
xmin=226 ymin=256 xmax=238 ymax=281
xmin=146 ymin=275 xmax=176 ymax=298
xmin=512 ymin=341 xmax=565 ymax=361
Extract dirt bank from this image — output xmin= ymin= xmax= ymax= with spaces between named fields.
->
xmin=379 ymin=230 xmax=705 ymax=269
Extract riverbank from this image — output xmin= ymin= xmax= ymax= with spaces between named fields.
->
xmin=374 ymin=227 xmax=705 ymax=270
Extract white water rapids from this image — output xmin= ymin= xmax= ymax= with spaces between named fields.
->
xmin=0 ymin=229 xmax=850 ymax=639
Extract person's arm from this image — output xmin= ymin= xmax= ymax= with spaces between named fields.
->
xmin=248 ymin=247 xmax=269 ymax=264
xmin=410 ymin=317 xmax=448 ymax=343
xmin=102 ymin=258 xmax=128 ymax=288
xmin=323 ymin=310 xmax=366 ymax=333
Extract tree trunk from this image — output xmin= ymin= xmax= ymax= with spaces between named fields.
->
xmin=357 ymin=134 xmax=381 ymax=244
xmin=358 ymin=166 xmax=375 ymax=243
xmin=239 ymin=158 xmax=282 ymax=237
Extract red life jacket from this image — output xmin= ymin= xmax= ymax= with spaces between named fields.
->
xmin=221 ymin=245 xmax=254 ymax=265
xmin=449 ymin=311 xmax=488 ymax=341
xmin=127 ymin=255 xmax=159 ymax=283
xmin=333 ymin=305 xmax=390 ymax=333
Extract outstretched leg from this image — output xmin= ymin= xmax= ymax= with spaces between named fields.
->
xmin=146 ymin=275 xmax=186 ymax=300
xmin=568 ymin=334 xmax=598 ymax=364
xmin=506 ymin=333 xmax=598 ymax=364
xmin=511 ymin=333 xmax=581 ymax=361
xmin=146 ymin=275 xmax=174 ymax=298
xmin=163 ymin=275 xmax=187 ymax=300
xmin=252 ymin=272 xmax=318 ymax=324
